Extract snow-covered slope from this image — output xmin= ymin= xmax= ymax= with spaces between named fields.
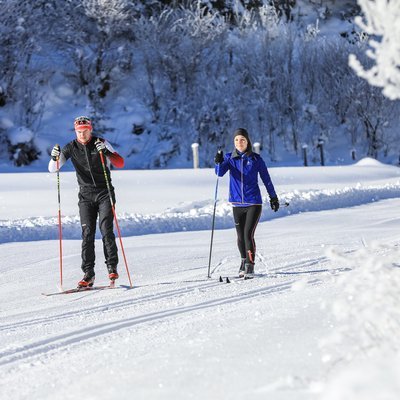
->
xmin=1 ymin=160 xmax=400 ymax=399
xmin=2 ymin=158 xmax=400 ymax=242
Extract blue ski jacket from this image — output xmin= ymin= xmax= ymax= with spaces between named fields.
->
xmin=215 ymin=150 xmax=276 ymax=206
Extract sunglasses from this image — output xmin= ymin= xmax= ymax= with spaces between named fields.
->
xmin=74 ymin=116 xmax=91 ymax=125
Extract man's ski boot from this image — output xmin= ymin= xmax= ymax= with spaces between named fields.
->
xmin=244 ymin=262 xmax=255 ymax=280
xmin=78 ymin=270 xmax=95 ymax=288
xmin=238 ymin=258 xmax=246 ymax=278
xmin=108 ymin=265 xmax=119 ymax=281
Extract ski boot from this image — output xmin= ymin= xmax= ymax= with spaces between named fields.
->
xmin=244 ymin=262 xmax=255 ymax=280
xmin=108 ymin=265 xmax=119 ymax=281
xmin=78 ymin=270 xmax=95 ymax=288
xmin=238 ymin=258 xmax=246 ymax=278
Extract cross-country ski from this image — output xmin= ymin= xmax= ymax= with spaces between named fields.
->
xmin=42 ymin=282 xmax=119 ymax=296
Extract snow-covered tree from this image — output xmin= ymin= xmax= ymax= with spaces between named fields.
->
xmin=1 ymin=0 xmax=400 ymax=167
xmin=0 ymin=0 xmax=49 ymax=165
xmin=60 ymin=0 xmax=134 ymax=130
xmin=349 ymin=0 xmax=400 ymax=100
xmin=131 ymin=5 xmax=231 ymax=167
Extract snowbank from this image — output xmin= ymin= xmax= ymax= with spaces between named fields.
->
xmin=2 ymin=182 xmax=400 ymax=243
xmin=320 ymin=243 xmax=400 ymax=399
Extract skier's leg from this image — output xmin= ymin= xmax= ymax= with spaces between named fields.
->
xmin=233 ymin=206 xmax=247 ymax=260
xmin=97 ymin=189 xmax=118 ymax=272
xmin=243 ymin=205 xmax=262 ymax=272
xmin=78 ymin=191 xmax=98 ymax=274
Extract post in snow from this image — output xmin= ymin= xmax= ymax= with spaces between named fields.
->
xmin=317 ymin=137 xmax=325 ymax=166
xmin=302 ymin=144 xmax=308 ymax=166
xmin=191 ymin=143 xmax=199 ymax=169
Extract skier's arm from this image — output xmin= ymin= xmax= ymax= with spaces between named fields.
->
xmin=96 ymin=139 xmax=125 ymax=168
xmin=48 ymin=154 xmax=67 ymax=172
xmin=258 ymin=157 xmax=277 ymax=198
xmin=214 ymin=150 xmax=229 ymax=176
xmin=48 ymin=144 xmax=69 ymax=173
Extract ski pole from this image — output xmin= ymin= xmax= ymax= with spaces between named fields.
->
xmin=96 ymin=140 xmax=133 ymax=288
xmin=207 ymin=157 xmax=221 ymax=278
xmin=55 ymin=145 xmax=63 ymax=290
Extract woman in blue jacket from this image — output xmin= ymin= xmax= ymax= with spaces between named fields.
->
xmin=215 ymin=128 xmax=279 ymax=279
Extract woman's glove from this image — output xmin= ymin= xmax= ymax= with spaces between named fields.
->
xmin=270 ymin=196 xmax=280 ymax=212
xmin=214 ymin=150 xmax=224 ymax=164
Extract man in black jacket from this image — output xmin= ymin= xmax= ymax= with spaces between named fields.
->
xmin=48 ymin=116 xmax=125 ymax=287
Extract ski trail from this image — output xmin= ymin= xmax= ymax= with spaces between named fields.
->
xmin=2 ymin=252 xmax=349 ymax=334
xmin=0 ymin=280 xmax=222 ymax=332
xmin=0 ymin=278 xmax=321 ymax=367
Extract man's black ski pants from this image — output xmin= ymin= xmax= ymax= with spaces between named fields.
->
xmin=78 ymin=188 xmax=118 ymax=273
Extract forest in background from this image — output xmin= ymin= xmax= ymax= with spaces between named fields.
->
xmin=1 ymin=0 xmax=399 ymax=169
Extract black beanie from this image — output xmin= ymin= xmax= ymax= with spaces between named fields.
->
xmin=233 ymin=128 xmax=252 ymax=153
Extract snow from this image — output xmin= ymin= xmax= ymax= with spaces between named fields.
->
xmin=354 ymin=157 xmax=386 ymax=167
xmin=1 ymin=159 xmax=400 ymax=399
xmin=0 ymin=118 xmax=13 ymax=130
xmin=8 ymin=126 xmax=34 ymax=146
xmin=350 ymin=0 xmax=400 ymax=100
xmin=321 ymin=356 xmax=400 ymax=400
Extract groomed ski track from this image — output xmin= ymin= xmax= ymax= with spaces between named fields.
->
xmin=1 ymin=197 xmax=400 ymax=400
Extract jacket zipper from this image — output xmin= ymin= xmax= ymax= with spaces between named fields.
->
xmin=241 ymin=157 xmax=244 ymax=203
xmin=84 ymin=146 xmax=97 ymax=187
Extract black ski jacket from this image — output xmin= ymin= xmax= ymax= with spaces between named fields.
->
xmin=61 ymin=136 xmax=121 ymax=190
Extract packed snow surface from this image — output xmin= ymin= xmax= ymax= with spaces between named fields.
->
xmin=1 ymin=159 xmax=400 ymax=399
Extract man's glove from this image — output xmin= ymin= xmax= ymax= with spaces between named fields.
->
xmin=51 ymin=145 xmax=60 ymax=161
xmin=95 ymin=139 xmax=108 ymax=154
xmin=214 ymin=150 xmax=224 ymax=164
xmin=270 ymin=196 xmax=280 ymax=212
